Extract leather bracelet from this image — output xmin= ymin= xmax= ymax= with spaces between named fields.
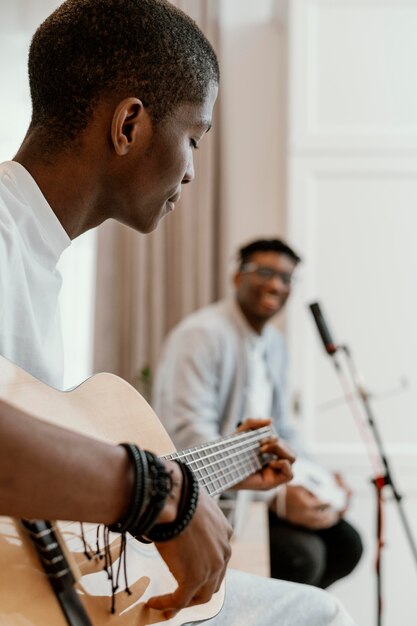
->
xmin=108 ymin=444 xmax=172 ymax=537
xmin=108 ymin=444 xmax=148 ymax=534
xmin=129 ymin=451 xmax=173 ymax=537
xmin=145 ymin=462 xmax=199 ymax=543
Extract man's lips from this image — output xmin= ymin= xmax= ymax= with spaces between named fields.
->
xmin=260 ymin=293 xmax=281 ymax=311
xmin=168 ymin=191 xmax=181 ymax=204
xmin=166 ymin=192 xmax=181 ymax=212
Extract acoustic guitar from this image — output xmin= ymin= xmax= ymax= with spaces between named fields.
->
xmin=0 ymin=355 xmax=272 ymax=626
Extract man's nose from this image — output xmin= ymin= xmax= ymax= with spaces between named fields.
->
xmin=182 ymin=155 xmax=195 ymax=185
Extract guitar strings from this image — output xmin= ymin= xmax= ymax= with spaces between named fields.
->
xmin=164 ymin=427 xmax=272 ymax=462
xmin=165 ymin=428 xmax=273 ymax=495
xmin=170 ymin=430 xmax=271 ymax=465
xmin=177 ymin=443 xmax=264 ymax=495
xmin=165 ymin=428 xmax=272 ymax=485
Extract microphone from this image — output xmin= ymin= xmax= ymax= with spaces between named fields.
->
xmin=309 ymin=302 xmax=338 ymax=355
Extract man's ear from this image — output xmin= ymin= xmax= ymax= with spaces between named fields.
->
xmin=233 ymin=271 xmax=242 ymax=288
xmin=111 ymin=97 xmax=152 ymax=156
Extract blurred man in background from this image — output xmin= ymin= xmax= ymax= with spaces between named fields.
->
xmin=153 ymin=237 xmax=363 ymax=588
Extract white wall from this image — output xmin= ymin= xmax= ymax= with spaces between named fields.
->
xmin=287 ymin=1 xmax=417 ymax=623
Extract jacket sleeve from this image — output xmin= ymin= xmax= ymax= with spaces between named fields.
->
xmin=152 ymin=324 xmax=223 ymax=451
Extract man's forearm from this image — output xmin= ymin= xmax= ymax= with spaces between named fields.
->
xmin=0 ymin=399 xmax=134 ymax=523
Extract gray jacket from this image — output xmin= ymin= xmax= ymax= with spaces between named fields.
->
xmin=152 ymin=298 xmax=304 ymax=454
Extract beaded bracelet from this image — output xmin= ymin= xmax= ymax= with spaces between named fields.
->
xmin=145 ymin=461 xmax=200 ymax=543
xmin=108 ymin=444 xmax=172 ymax=537
xmin=108 ymin=444 xmax=148 ymax=534
xmin=129 ymin=451 xmax=173 ymax=537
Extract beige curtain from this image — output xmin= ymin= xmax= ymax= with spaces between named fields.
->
xmin=93 ymin=0 xmax=226 ymax=389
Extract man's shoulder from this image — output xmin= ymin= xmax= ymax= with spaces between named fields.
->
xmin=0 ymin=164 xmax=14 ymax=216
xmin=0 ymin=169 xmax=17 ymax=250
xmin=0 ymin=161 xmax=29 ymax=230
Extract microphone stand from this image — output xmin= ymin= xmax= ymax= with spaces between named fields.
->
xmin=326 ymin=343 xmax=417 ymax=626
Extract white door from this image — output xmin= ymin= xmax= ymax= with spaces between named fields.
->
xmin=286 ymin=1 xmax=417 ymax=624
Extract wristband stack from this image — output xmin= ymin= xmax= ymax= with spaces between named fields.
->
xmin=108 ymin=443 xmax=199 ymax=542
xmin=145 ymin=461 xmax=199 ymax=542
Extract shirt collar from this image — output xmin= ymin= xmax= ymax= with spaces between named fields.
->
xmin=1 ymin=161 xmax=71 ymax=261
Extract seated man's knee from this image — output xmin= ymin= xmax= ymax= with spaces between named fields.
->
xmin=340 ymin=522 xmax=363 ymax=575
xmin=269 ymin=530 xmax=326 ymax=586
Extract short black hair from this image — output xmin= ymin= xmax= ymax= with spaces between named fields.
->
xmin=237 ymin=238 xmax=302 ymax=268
xmin=28 ymin=0 xmax=219 ymax=144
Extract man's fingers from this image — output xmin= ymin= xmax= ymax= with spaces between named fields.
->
xmin=260 ymin=438 xmax=296 ymax=464
xmin=146 ymin=572 xmax=224 ymax=613
xmin=237 ymin=417 xmax=271 ymax=432
xmin=237 ymin=420 xmax=296 ymax=466
xmin=146 ymin=588 xmax=195 ymax=612
xmin=268 ymin=459 xmax=293 ymax=480
xmin=188 ymin=581 xmax=222 ymax=606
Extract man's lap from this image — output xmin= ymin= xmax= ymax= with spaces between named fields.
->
xmin=192 ymin=569 xmax=356 ymax=626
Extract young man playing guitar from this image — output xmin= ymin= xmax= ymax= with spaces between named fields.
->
xmin=0 ymin=1 xmax=356 ymax=625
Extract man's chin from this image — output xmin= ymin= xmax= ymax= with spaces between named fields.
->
xmin=258 ymin=305 xmax=281 ymax=319
xmin=131 ymin=206 xmax=169 ymax=234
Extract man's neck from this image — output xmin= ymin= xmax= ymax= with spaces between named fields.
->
xmin=14 ymin=139 xmax=107 ymax=240
xmin=235 ymin=299 xmax=267 ymax=335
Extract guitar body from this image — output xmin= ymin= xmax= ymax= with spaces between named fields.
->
xmin=0 ymin=356 xmax=224 ymax=626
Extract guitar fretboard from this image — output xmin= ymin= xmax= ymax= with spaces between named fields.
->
xmin=162 ymin=426 xmax=272 ymax=496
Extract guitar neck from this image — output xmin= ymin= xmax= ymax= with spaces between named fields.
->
xmin=162 ymin=426 xmax=272 ymax=496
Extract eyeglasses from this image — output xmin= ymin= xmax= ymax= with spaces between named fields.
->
xmin=240 ymin=263 xmax=295 ymax=287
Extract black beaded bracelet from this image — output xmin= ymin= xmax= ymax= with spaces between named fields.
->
xmin=145 ymin=461 xmax=200 ymax=543
xmin=129 ymin=451 xmax=173 ymax=537
xmin=108 ymin=444 xmax=172 ymax=537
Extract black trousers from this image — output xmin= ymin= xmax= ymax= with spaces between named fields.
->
xmin=268 ymin=511 xmax=363 ymax=589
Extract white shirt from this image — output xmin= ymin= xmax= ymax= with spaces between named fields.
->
xmin=231 ymin=307 xmax=284 ymax=512
xmin=245 ymin=333 xmax=274 ymax=420
xmin=243 ymin=332 xmax=289 ymax=516
xmin=0 ymin=161 xmax=71 ymax=389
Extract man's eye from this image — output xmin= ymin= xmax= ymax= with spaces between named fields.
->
xmin=257 ymin=268 xmax=274 ymax=279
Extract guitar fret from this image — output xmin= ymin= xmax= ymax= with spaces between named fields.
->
xmin=217 ymin=444 xmax=240 ymax=490
xmin=198 ymin=447 xmax=263 ymax=496
xmin=191 ymin=450 xmax=211 ymax=490
xmin=188 ymin=444 xmax=260 ymax=492
xmin=161 ymin=425 xmax=273 ymax=496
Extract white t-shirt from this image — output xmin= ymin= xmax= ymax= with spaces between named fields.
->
xmin=0 ymin=161 xmax=71 ymax=389
xmin=245 ymin=334 xmax=274 ymax=420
